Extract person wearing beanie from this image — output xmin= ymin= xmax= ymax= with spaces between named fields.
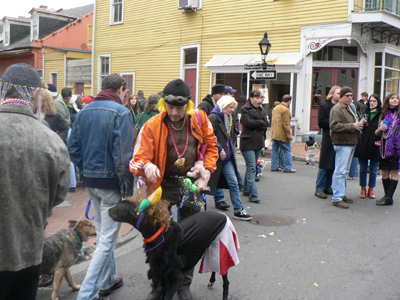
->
xmin=68 ymin=73 xmax=133 ymax=300
xmin=0 ymin=63 xmax=70 ymax=299
xmin=82 ymin=95 xmax=94 ymax=108
xmin=329 ymin=86 xmax=366 ymax=208
xmin=198 ymin=83 xmax=226 ymax=115
xmin=314 ymin=86 xmax=341 ymax=199
xmin=208 ymin=95 xmax=252 ymax=220
xmin=130 ymin=78 xmax=218 ymax=300
xmin=305 ymin=133 xmax=320 ymax=165
xmin=47 ymin=83 xmax=58 ymax=98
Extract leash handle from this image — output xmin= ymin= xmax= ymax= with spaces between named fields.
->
xmin=85 ymin=199 xmax=95 ymax=220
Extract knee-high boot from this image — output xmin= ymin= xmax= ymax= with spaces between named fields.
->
xmin=376 ymin=178 xmax=391 ymax=205
xmin=377 ymin=179 xmax=396 ymax=205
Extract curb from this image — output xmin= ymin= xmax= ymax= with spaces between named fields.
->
xmin=116 ymin=227 xmax=139 ymax=248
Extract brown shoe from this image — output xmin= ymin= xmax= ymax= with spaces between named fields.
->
xmin=342 ymin=195 xmax=353 ymax=203
xmin=99 ymin=276 xmax=123 ymax=296
xmin=360 ymin=187 xmax=366 ymax=198
xmin=332 ymin=200 xmax=349 ymax=208
xmin=368 ymin=187 xmax=375 ymax=199
xmin=284 ymin=169 xmax=296 ymax=173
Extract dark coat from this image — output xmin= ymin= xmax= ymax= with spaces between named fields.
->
xmin=318 ymin=100 xmax=335 ymax=170
xmin=198 ymin=94 xmax=215 ymax=115
xmin=44 ymin=113 xmax=69 ymax=145
xmin=207 ymin=109 xmax=239 ymax=195
xmin=354 ymin=111 xmax=381 ymax=161
xmin=239 ymin=101 xmax=268 ymax=152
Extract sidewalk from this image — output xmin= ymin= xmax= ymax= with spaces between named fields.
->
xmin=47 ymin=187 xmax=135 ymax=245
xmin=46 ymin=142 xmax=316 ymax=243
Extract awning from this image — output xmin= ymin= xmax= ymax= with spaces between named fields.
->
xmin=204 ymin=52 xmax=303 ymax=73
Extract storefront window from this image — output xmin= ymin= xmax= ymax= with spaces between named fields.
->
xmin=375 ymin=52 xmax=382 ymax=66
xmin=313 ymin=46 xmax=358 ymax=62
xmin=374 ymin=68 xmax=382 ymax=96
xmin=384 ymin=69 xmax=399 ymax=95
xmin=374 ymin=52 xmax=400 ymax=97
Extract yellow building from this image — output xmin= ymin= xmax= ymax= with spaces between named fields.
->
xmin=92 ymin=0 xmax=400 ymax=137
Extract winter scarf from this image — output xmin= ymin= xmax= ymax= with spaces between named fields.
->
xmin=94 ymin=89 xmax=122 ymax=104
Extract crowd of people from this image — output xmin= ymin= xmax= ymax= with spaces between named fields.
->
xmin=314 ymin=86 xmax=400 ymax=209
xmin=2 ymin=62 xmax=399 ymax=300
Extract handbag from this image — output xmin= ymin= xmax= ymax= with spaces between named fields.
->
xmin=133 ymin=113 xmax=144 ymax=143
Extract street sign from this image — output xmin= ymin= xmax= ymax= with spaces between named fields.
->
xmin=244 ymin=63 xmax=262 ymax=70
xmin=250 ymin=70 xmax=277 ymax=80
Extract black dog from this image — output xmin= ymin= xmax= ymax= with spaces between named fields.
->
xmin=109 ymin=200 xmax=239 ymax=300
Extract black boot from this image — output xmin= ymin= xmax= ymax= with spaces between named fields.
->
xmin=377 ymin=179 xmax=397 ymax=206
xmin=376 ymin=178 xmax=391 ymax=205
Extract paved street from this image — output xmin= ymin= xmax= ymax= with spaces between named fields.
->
xmin=37 ymin=157 xmax=400 ymax=300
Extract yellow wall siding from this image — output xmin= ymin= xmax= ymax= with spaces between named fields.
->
xmin=93 ymin=0 xmax=349 ymax=97
xmin=44 ymin=47 xmax=66 ymax=90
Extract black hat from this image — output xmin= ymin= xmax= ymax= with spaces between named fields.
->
xmin=340 ymin=86 xmax=353 ymax=98
xmin=212 ymin=84 xmax=226 ymax=95
xmin=163 ymin=79 xmax=191 ymax=106
xmin=2 ymin=63 xmax=41 ymax=89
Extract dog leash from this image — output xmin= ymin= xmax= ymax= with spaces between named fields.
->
xmin=85 ymin=200 xmax=95 ymax=220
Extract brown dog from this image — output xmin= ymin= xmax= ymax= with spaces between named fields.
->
xmin=41 ymin=219 xmax=96 ymax=300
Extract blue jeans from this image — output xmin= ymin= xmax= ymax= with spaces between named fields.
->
xmin=271 ymin=139 xmax=292 ymax=171
xmin=349 ymin=156 xmax=359 ymax=178
xmin=332 ymin=145 xmax=355 ymax=202
xmin=214 ymin=188 xmax=225 ymax=202
xmin=67 ymin=128 xmax=76 ymax=188
xmin=77 ymin=188 xmax=122 ymax=300
xmin=242 ymin=149 xmax=261 ymax=201
xmin=315 ymin=168 xmax=334 ymax=191
xmin=219 ymin=160 xmax=243 ymax=212
xmin=278 ymin=148 xmax=285 ymax=167
xmin=359 ymin=158 xmax=379 ymax=187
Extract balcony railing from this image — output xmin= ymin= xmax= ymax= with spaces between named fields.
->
xmin=354 ymin=0 xmax=400 ymax=16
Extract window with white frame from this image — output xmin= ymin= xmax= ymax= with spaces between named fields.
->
xmin=99 ymin=55 xmax=111 ymax=90
xmin=111 ymin=0 xmax=124 ymax=25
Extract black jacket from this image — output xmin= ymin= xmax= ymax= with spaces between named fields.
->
xmin=354 ymin=111 xmax=381 ymax=161
xmin=207 ymin=110 xmax=239 ymax=194
xmin=239 ymin=101 xmax=268 ymax=152
xmin=44 ymin=113 xmax=69 ymax=145
xmin=198 ymin=94 xmax=215 ymax=115
xmin=318 ymin=100 xmax=335 ymax=170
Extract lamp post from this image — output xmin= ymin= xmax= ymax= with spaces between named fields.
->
xmin=258 ymin=31 xmax=271 ymax=70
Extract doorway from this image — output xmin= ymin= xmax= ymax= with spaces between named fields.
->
xmin=310 ymin=68 xmax=358 ymax=130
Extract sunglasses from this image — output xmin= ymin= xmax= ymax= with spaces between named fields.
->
xmin=344 ymin=94 xmax=353 ymax=98
xmin=164 ymin=94 xmax=191 ymax=104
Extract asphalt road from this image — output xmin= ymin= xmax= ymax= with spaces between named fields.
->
xmin=37 ymin=159 xmax=400 ymax=300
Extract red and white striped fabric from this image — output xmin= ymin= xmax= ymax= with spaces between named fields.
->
xmin=199 ymin=214 xmax=239 ymax=275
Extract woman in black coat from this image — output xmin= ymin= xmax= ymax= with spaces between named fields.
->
xmin=208 ymin=96 xmax=251 ymax=220
xmin=354 ymin=94 xmax=382 ymax=199
xmin=239 ymin=90 xmax=269 ymax=203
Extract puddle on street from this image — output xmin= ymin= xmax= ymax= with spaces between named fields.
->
xmin=251 ymin=214 xmax=296 ymax=226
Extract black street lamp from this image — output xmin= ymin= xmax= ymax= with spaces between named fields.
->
xmin=259 ymin=31 xmax=271 ymax=70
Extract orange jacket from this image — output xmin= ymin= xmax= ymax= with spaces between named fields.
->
xmin=130 ymin=110 xmax=218 ymax=194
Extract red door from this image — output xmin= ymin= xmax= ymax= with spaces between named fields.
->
xmin=184 ymin=68 xmax=197 ymax=105
xmin=75 ymin=83 xmax=84 ymax=96
xmin=310 ymin=68 xmax=358 ymax=130
xmin=122 ymin=74 xmax=133 ymax=97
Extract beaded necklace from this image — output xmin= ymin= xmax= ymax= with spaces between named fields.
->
xmin=225 ymin=114 xmax=232 ymax=136
xmin=0 ymin=98 xmax=30 ymax=107
xmin=166 ymin=114 xmax=189 ymax=170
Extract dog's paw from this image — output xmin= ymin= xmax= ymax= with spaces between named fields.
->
xmin=71 ymin=284 xmax=81 ymax=291
xmin=207 ymin=282 xmax=214 ymax=288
